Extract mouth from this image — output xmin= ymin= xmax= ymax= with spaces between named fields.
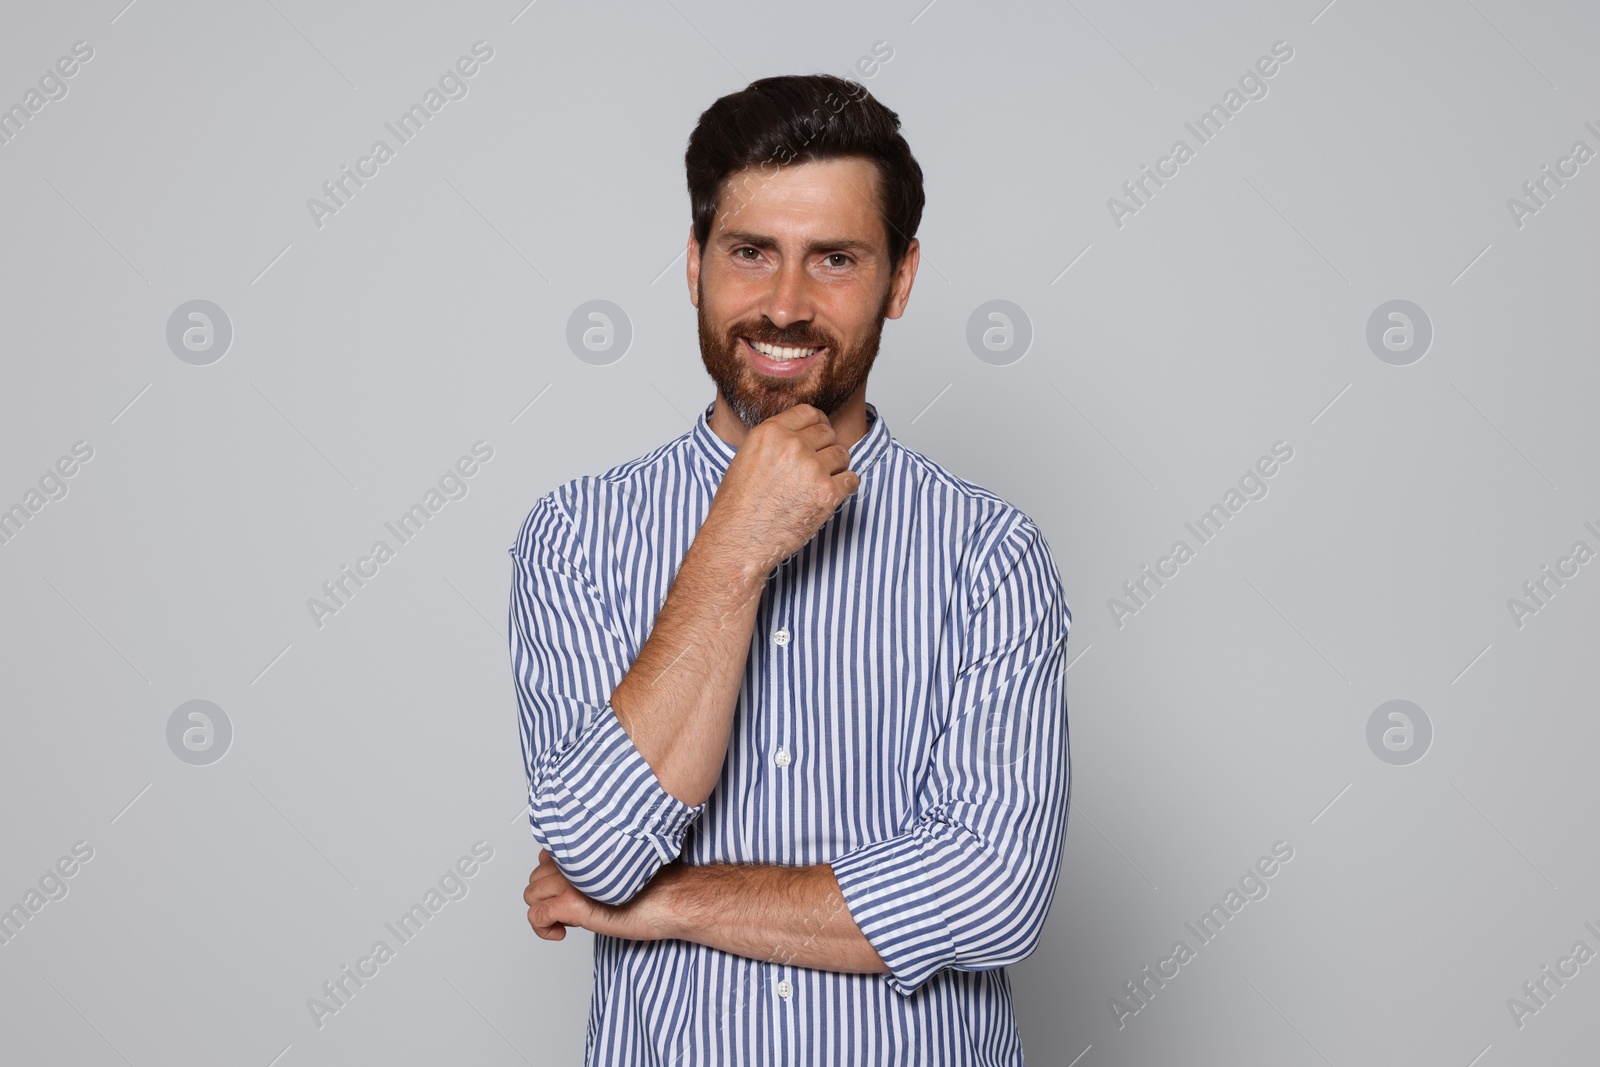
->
xmin=741 ymin=336 xmax=826 ymax=377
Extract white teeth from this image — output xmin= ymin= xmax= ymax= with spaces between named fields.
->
xmin=749 ymin=338 xmax=822 ymax=361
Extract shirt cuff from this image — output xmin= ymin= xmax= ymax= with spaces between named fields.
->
xmin=544 ymin=701 xmax=704 ymax=863
xmin=831 ymin=826 xmax=959 ymax=997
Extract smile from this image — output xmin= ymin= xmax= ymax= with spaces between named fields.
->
xmin=747 ymin=338 xmax=823 ymax=360
xmin=742 ymin=336 xmax=825 ymax=376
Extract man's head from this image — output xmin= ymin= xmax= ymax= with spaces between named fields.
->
xmin=685 ymin=75 xmax=924 ymax=432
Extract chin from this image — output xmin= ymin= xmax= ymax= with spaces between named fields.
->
xmin=729 ymin=387 xmax=813 ymax=425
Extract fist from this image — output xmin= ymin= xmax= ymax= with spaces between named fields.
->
xmin=709 ymin=404 xmax=860 ymax=573
xmin=523 ymin=849 xmax=675 ymax=943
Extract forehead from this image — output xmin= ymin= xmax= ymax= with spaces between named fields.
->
xmin=712 ymin=156 xmax=886 ymax=247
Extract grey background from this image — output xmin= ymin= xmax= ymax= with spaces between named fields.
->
xmin=2 ymin=0 xmax=1596 ymax=1063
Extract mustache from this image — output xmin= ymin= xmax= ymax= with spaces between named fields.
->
xmin=730 ymin=322 xmax=835 ymax=350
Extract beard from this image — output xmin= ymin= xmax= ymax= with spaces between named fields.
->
xmin=697 ymin=278 xmax=891 ymax=430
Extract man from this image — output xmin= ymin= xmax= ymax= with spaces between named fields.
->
xmin=509 ymin=73 xmax=1072 ymax=1065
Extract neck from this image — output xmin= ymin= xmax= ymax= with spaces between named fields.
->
xmin=708 ymin=386 xmax=870 ymax=452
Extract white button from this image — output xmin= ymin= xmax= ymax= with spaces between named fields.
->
xmin=774 ymin=745 xmax=791 ymax=768
xmin=773 ymin=627 xmax=790 ymax=647
xmin=777 ymin=979 xmax=792 ymax=999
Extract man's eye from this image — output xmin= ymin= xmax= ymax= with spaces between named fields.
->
xmin=825 ymin=253 xmax=850 ymax=267
xmin=736 ymin=247 xmax=760 ymax=260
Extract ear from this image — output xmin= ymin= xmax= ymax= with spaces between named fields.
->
xmin=884 ymin=238 xmax=920 ymax=320
xmin=686 ymin=225 xmax=702 ymax=307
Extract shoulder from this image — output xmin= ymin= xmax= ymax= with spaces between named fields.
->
xmin=886 ymin=437 xmax=1051 ymax=557
xmin=509 ymin=430 xmax=694 ymax=562
xmin=883 ymin=437 xmax=1065 ymax=611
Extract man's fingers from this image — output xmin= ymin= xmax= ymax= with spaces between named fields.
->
xmin=526 ymin=877 xmax=583 ymax=932
xmin=528 ymin=907 xmax=567 ymax=940
xmin=816 ymin=443 xmax=851 ymax=475
xmin=773 ymin=402 xmax=827 ymax=429
xmin=795 ymin=420 xmax=839 ymax=450
xmin=524 ymin=869 xmax=565 ymax=906
xmin=527 ymin=890 xmax=567 ymax=934
xmin=524 ymin=851 xmax=590 ymax=942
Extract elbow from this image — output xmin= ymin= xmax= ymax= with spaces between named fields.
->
xmin=952 ymin=913 xmax=1048 ymax=977
xmin=995 ymin=917 xmax=1048 ymax=969
xmin=998 ymin=857 xmax=1063 ymax=964
xmin=527 ymin=809 xmax=671 ymax=907
xmin=521 ymin=718 xmax=703 ymax=905
xmin=577 ymin=871 xmax=652 ymax=908
xmin=570 ymin=834 xmax=681 ymax=905
xmin=954 ymin=851 xmax=1061 ymax=973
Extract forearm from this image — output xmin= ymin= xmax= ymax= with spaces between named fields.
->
xmin=610 ymin=514 xmax=767 ymax=807
xmin=654 ymin=861 xmax=889 ymax=975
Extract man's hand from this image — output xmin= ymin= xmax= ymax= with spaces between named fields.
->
xmin=703 ymin=404 xmax=860 ymax=576
xmin=523 ymin=850 xmax=890 ymax=976
xmin=524 ymin=848 xmax=677 ymax=942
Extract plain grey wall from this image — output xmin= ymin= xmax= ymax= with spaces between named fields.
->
xmin=2 ymin=0 xmax=1596 ymax=1064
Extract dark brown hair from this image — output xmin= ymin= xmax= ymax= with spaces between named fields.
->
xmin=685 ymin=74 xmax=925 ymax=275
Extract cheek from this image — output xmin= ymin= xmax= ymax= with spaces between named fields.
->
xmin=830 ymin=309 xmax=882 ymax=348
xmin=703 ymin=278 xmax=763 ymax=326
xmin=814 ymin=289 xmax=870 ymax=332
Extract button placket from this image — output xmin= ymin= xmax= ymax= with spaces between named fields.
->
xmin=771 ymin=594 xmax=792 ymax=768
xmin=770 ymin=575 xmax=794 ymax=862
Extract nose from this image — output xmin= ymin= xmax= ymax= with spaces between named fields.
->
xmin=761 ymin=256 xmax=815 ymax=333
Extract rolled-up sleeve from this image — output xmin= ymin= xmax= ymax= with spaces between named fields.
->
xmin=831 ymin=517 xmax=1071 ymax=997
xmin=508 ymin=491 xmax=705 ymax=906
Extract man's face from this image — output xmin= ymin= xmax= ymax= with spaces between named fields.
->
xmin=689 ymin=156 xmax=916 ymax=430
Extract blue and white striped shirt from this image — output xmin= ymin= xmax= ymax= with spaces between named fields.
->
xmin=508 ymin=399 xmax=1072 ymax=1066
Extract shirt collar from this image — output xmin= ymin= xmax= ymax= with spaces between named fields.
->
xmin=691 ymin=399 xmax=891 ymax=484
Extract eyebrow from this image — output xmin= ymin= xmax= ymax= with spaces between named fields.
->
xmin=716 ymin=230 xmax=878 ymax=257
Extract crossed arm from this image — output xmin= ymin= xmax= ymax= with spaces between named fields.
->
xmin=512 ymin=493 xmax=887 ymax=973
xmin=523 ymin=849 xmax=889 ymax=975
xmin=509 ymin=491 xmax=1069 ymax=995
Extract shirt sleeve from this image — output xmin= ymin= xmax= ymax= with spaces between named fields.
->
xmin=508 ymin=491 xmax=705 ymax=907
xmin=829 ymin=516 xmax=1072 ymax=997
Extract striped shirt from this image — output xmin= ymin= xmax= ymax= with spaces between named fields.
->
xmin=508 ymin=399 xmax=1072 ymax=1066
